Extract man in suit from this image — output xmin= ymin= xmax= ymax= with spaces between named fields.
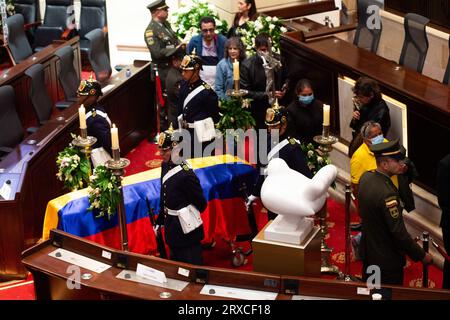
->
xmin=156 ymin=125 xmax=207 ymax=265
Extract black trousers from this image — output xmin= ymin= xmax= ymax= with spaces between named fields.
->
xmin=442 ymin=219 xmax=450 ymax=289
xmin=363 ymin=265 xmax=404 ymax=286
xmin=170 ymin=243 xmax=203 ymax=265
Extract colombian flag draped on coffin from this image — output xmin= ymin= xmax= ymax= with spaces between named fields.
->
xmin=42 ymin=155 xmax=257 ymax=254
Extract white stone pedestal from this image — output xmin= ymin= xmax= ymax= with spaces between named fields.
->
xmin=264 ymin=215 xmax=314 ymax=245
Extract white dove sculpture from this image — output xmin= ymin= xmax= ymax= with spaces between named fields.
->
xmin=261 ymin=158 xmax=337 ymax=244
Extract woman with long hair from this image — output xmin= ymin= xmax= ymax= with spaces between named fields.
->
xmin=227 ymin=0 xmax=258 ymax=38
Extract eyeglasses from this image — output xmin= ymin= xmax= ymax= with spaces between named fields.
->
xmin=201 ymin=28 xmax=215 ymax=33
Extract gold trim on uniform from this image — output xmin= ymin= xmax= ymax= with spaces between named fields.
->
xmin=158 ymin=132 xmax=166 ymax=147
xmin=289 ymin=138 xmax=296 ymax=145
xmin=182 ymin=163 xmax=190 ymax=171
xmin=266 ymin=108 xmax=275 ymax=122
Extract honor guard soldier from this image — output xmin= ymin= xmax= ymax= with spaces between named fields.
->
xmin=177 ymin=50 xmax=220 ymax=158
xmin=358 ymin=140 xmax=433 ymax=285
xmin=145 ymin=0 xmax=185 ymax=131
xmin=248 ymin=100 xmax=312 ymax=220
xmin=77 ymin=75 xmax=112 ymax=166
xmin=156 ymin=125 xmax=207 ymax=265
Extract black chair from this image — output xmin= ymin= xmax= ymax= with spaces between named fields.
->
xmin=55 ymin=45 xmax=79 ymax=102
xmin=85 ymin=28 xmax=111 ymax=82
xmin=443 ymin=37 xmax=450 ymax=85
xmin=5 ymin=14 xmax=33 ymax=64
xmin=24 ymin=64 xmax=54 ymax=129
xmin=79 ymin=0 xmax=107 ymax=55
xmin=13 ymin=0 xmax=40 ymax=25
xmin=13 ymin=0 xmax=41 ymax=44
xmin=33 ymin=0 xmax=74 ymax=52
xmin=398 ymin=13 xmax=430 ymax=73
xmin=353 ymin=0 xmax=383 ymax=53
xmin=0 ymin=85 xmax=24 ymax=158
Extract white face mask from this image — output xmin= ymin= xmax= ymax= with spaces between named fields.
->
xmin=371 ymin=134 xmax=384 ymax=145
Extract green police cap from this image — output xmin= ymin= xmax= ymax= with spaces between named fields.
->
xmin=180 ymin=48 xmax=203 ymax=71
xmin=370 ymin=139 xmax=406 ymax=160
xmin=147 ymin=0 xmax=169 ymax=12
xmin=265 ymin=99 xmax=287 ymax=126
xmin=77 ymin=74 xmax=103 ymax=97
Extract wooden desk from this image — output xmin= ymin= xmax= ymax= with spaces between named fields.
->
xmin=0 ymin=62 xmax=155 ymax=279
xmin=281 ymin=33 xmax=450 ymax=193
xmin=21 ymin=229 xmax=450 ymax=300
xmin=0 ymin=37 xmax=81 ymax=128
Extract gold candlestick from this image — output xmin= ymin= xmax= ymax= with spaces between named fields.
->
xmin=105 ymin=148 xmax=130 ymax=251
xmin=226 ymin=80 xmax=248 ymax=98
xmin=72 ymin=129 xmax=97 ymax=177
xmin=313 ymin=125 xmax=340 ymax=275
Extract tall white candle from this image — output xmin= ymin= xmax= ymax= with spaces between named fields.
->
xmin=111 ymin=123 xmax=119 ymax=150
xmin=323 ymin=104 xmax=330 ymax=126
xmin=78 ymin=104 xmax=87 ymax=129
xmin=233 ymin=59 xmax=239 ymax=81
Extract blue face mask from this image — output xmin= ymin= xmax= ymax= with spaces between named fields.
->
xmin=298 ymin=94 xmax=314 ymax=105
xmin=371 ymin=134 xmax=384 ymax=145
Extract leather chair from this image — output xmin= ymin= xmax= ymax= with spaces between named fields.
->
xmin=85 ymin=28 xmax=111 ymax=82
xmin=5 ymin=14 xmax=33 ymax=64
xmin=0 ymin=85 xmax=24 ymax=158
xmin=55 ymin=45 xmax=79 ymax=102
xmin=13 ymin=0 xmax=41 ymax=44
xmin=33 ymin=0 xmax=74 ymax=52
xmin=443 ymin=37 xmax=449 ymax=85
xmin=79 ymin=0 xmax=107 ymax=55
xmin=13 ymin=0 xmax=40 ymax=25
xmin=24 ymin=63 xmax=54 ymax=129
xmin=353 ymin=0 xmax=383 ymax=54
xmin=398 ymin=13 xmax=430 ymax=73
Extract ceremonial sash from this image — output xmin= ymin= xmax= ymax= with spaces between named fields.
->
xmin=86 ymin=110 xmax=112 ymax=126
xmin=162 ymin=164 xmax=183 ymax=184
xmin=183 ymin=85 xmax=205 ymax=110
xmin=267 ymin=139 xmax=290 ymax=162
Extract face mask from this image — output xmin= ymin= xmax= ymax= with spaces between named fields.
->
xmin=371 ymin=134 xmax=384 ymax=145
xmin=298 ymin=94 xmax=314 ymax=105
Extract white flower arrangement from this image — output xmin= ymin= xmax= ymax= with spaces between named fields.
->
xmin=56 ymin=141 xmax=90 ymax=191
xmin=240 ymin=15 xmax=287 ymax=56
xmin=169 ymin=0 xmax=228 ymax=43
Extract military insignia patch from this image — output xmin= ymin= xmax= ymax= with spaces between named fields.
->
xmin=146 ymin=37 xmax=154 ymax=45
xmin=182 ymin=163 xmax=190 ymax=171
xmin=266 ymin=108 xmax=275 ymax=123
xmin=385 ymin=198 xmax=399 ymax=219
xmin=203 ymin=83 xmax=211 ymax=90
xmin=289 ymin=138 xmax=296 ymax=145
xmin=92 ymin=109 xmax=97 ymax=117
xmin=145 ymin=30 xmax=153 ymax=37
xmin=89 ymin=89 xmax=96 ymax=96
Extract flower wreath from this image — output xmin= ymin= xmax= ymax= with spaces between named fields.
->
xmin=56 ymin=139 xmax=90 ymax=191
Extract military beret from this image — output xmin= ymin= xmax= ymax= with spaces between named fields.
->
xmin=265 ymin=99 xmax=287 ymax=126
xmin=147 ymin=0 xmax=168 ymax=12
xmin=370 ymin=139 xmax=406 ymax=160
xmin=180 ymin=48 xmax=203 ymax=71
xmin=77 ymin=74 xmax=103 ymax=97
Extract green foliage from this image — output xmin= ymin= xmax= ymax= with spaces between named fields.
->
xmin=216 ymin=97 xmax=255 ymax=140
xmin=169 ymin=0 xmax=228 ymax=42
xmin=87 ymin=165 xmax=121 ymax=220
xmin=301 ymin=142 xmax=332 ymax=176
xmin=56 ymin=141 xmax=90 ymax=191
xmin=240 ymin=15 xmax=288 ymax=56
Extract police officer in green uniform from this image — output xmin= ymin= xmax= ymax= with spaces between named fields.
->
xmin=156 ymin=125 xmax=207 ymax=265
xmin=358 ymin=140 xmax=433 ymax=285
xmin=145 ymin=0 xmax=185 ymax=131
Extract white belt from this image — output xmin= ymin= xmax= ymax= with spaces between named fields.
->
xmin=165 ymin=207 xmax=179 ymax=216
xmin=185 ymin=122 xmax=195 ymax=129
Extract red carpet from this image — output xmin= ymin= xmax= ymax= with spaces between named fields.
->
xmin=0 ymin=139 xmax=443 ymax=299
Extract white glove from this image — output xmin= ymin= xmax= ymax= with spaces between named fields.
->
xmin=245 ymin=195 xmax=258 ymax=210
xmin=153 ymin=225 xmax=160 ymax=234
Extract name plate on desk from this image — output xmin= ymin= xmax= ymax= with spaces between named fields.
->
xmin=200 ymin=284 xmax=278 ymax=300
xmin=116 ymin=270 xmax=189 ymax=292
xmin=48 ymin=248 xmax=111 ymax=273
